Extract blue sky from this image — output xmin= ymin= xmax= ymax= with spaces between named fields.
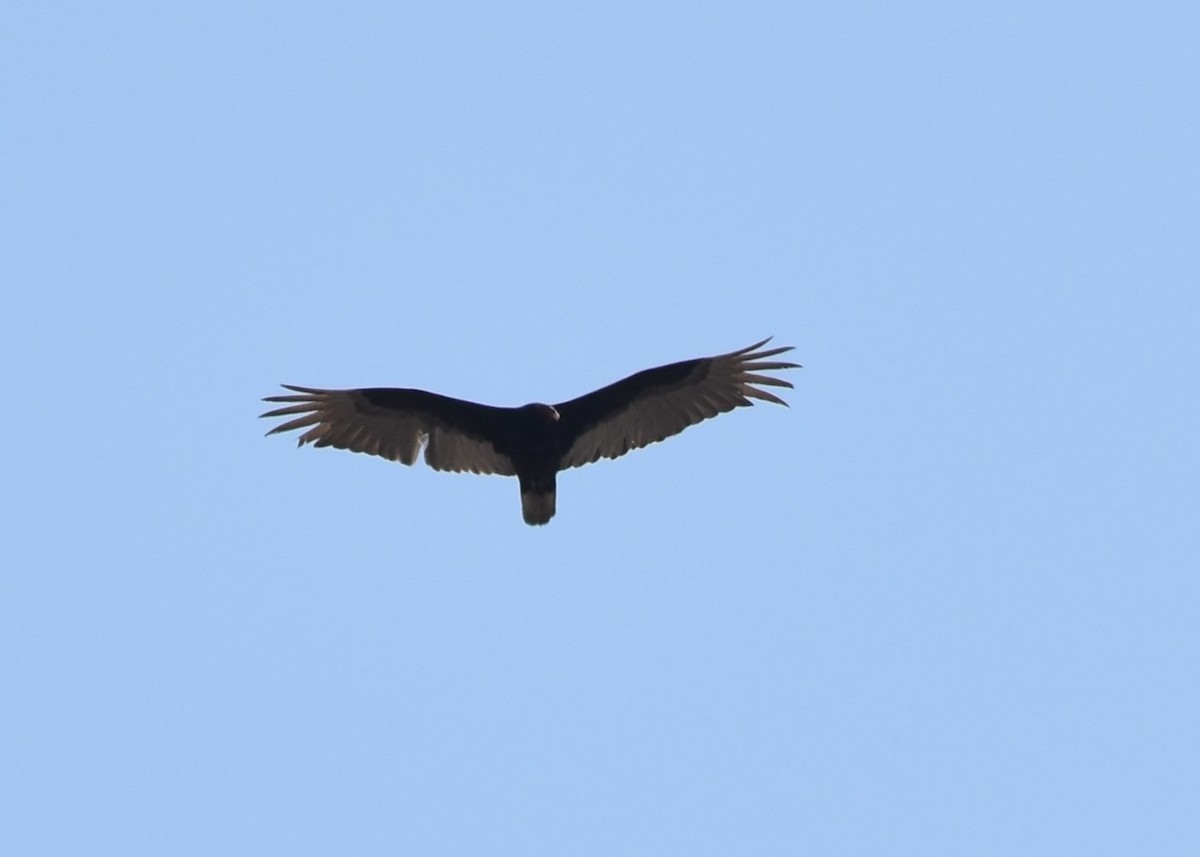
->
xmin=3 ymin=1 xmax=1198 ymax=854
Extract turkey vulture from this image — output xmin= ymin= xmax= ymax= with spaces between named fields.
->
xmin=261 ymin=338 xmax=798 ymax=525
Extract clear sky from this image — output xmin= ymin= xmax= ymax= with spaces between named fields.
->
xmin=3 ymin=1 xmax=1197 ymax=854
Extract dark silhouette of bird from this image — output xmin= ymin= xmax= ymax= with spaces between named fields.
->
xmin=261 ymin=338 xmax=799 ymax=525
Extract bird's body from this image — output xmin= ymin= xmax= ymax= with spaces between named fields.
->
xmin=261 ymin=338 xmax=799 ymax=525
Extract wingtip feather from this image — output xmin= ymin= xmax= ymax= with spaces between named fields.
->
xmin=743 ymin=387 xmax=789 ymax=406
xmin=741 ymin=373 xmax=794 ymax=389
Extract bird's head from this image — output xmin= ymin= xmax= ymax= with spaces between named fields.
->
xmin=522 ymin=403 xmax=560 ymax=422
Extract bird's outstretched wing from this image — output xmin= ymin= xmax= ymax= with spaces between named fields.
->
xmin=260 ymin=386 xmax=516 ymax=475
xmin=554 ymin=338 xmax=799 ymax=469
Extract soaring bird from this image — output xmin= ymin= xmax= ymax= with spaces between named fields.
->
xmin=261 ymin=338 xmax=799 ymax=525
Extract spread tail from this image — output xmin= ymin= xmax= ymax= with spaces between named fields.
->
xmin=519 ymin=474 xmax=557 ymax=526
